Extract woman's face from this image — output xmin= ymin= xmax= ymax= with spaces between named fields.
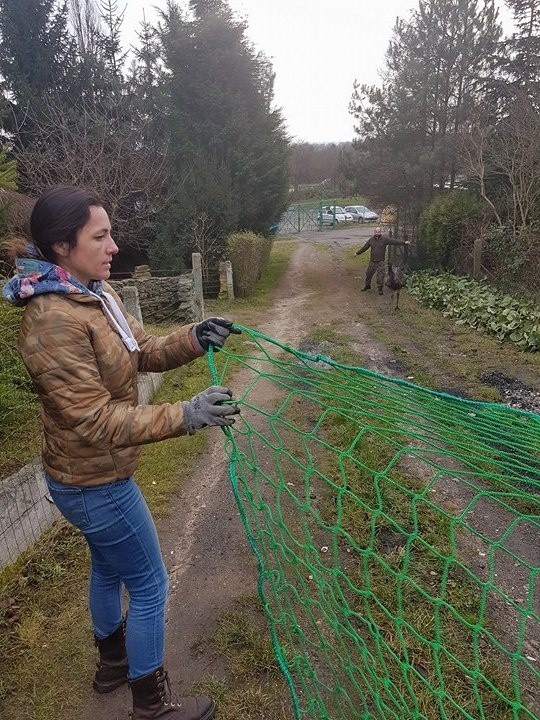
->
xmin=55 ymin=205 xmax=119 ymax=286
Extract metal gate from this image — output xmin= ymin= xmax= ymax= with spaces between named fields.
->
xmin=278 ymin=204 xmax=320 ymax=234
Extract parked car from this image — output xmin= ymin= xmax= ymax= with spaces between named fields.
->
xmin=319 ymin=206 xmax=352 ymax=225
xmin=319 ymin=208 xmax=346 ymax=225
xmin=319 ymin=209 xmax=343 ymax=225
xmin=331 ymin=206 xmax=354 ymax=221
xmin=344 ymin=205 xmax=379 ymax=223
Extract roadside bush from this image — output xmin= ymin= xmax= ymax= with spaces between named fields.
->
xmin=0 ymin=300 xmax=24 ymax=373
xmin=227 ymin=231 xmax=273 ymax=298
xmin=418 ymin=192 xmax=485 ymax=268
xmin=0 ymin=299 xmax=38 ymax=460
xmin=483 ymin=225 xmax=540 ymax=300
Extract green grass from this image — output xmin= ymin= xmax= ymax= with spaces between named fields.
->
xmin=0 ymin=303 xmax=40 ymax=479
xmin=0 ymin=366 xmax=215 ymax=720
xmin=232 ymin=323 xmax=532 ymax=719
xmin=209 ymin=240 xmax=295 ymax=314
xmin=0 ymin=523 xmax=92 ymax=720
xmin=344 ymin=250 xmax=540 ymax=401
xmin=214 ymin=612 xmax=280 ymax=676
xmin=192 ymin=599 xmax=291 ymax=720
xmin=5 ymin=234 xmax=533 ymax=720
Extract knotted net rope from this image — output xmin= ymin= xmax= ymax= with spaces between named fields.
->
xmin=207 ymin=327 xmax=540 ymax=720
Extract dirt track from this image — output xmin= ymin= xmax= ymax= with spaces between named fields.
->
xmin=81 ymin=226 xmax=539 ymax=719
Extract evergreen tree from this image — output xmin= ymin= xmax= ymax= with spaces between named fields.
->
xmin=0 ymin=148 xmax=17 ymax=190
xmin=98 ymin=0 xmax=127 ymax=85
xmin=67 ymin=0 xmax=127 ymax=108
xmin=155 ymin=0 xmax=289 ymax=267
xmin=347 ymin=0 xmax=501 ymax=223
xmin=0 ymin=147 xmax=18 ymax=246
xmin=461 ymin=1 xmax=540 ymax=232
xmin=0 ymin=0 xmax=76 ymax=104
xmin=130 ymin=13 xmax=161 ymax=109
xmin=499 ymin=0 xmax=540 ymax=104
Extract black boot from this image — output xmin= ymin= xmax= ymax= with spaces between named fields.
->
xmin=93 ymin=620 xmax=129 ymax=693
xmin=130 ymin=667 xmax=215 ymax=719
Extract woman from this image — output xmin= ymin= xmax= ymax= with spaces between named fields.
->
xmin=2 ymin=185 xmax=241 ymax=720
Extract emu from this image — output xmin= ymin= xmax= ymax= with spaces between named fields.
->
xmin=385 ymin=263 xmax=405 ymax=309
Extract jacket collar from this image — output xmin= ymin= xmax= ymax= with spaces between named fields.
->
xmin=2 ymin=258 xmax=103 ymax=307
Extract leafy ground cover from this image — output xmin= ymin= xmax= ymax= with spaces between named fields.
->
xmin=408 ymin=271 xmax=540 ymax=351
xmin=0 ymin=301 xmax=40 ymax=478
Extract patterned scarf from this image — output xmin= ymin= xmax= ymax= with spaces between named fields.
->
xmin=2 ymin=258 xmax=103 ymax=306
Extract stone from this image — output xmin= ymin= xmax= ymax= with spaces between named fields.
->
xmin=109 ymin=273 xmax=197 ymax=325
xmin=132 ymin=265 xmax=152 ymax=280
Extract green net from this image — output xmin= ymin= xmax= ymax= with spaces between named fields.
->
xmin=207 ymin=326 xmax=540 ymax=720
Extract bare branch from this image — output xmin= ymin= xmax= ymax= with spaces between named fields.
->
xmin=13 ymin=96 xmax=169 ymax=249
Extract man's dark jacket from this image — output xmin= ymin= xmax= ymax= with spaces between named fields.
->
xmin=356 ymin=234 xmax=406 ymax=263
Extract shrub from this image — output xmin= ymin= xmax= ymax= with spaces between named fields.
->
xmin=483 ymin=225 xmax=540 ymax=300
xmin=418 ymin=192 xmax=485 ymax=268
xmin=227 ymin=231 xmax=273 ymax=298
xmin=0 ymin=300 xmax=38 ymax=448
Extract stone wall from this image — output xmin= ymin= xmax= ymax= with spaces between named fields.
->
xmin=110 ymin=272 xmax=197 ymax=325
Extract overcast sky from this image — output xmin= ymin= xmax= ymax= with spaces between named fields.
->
xmin=120 ymin=0 xmax=514 ymax=145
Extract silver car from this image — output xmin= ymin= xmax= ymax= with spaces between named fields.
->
xmin=320 ymin=206 xmax=353 ymax=224
xmin=344 ymin=205 xmax=379 ymax=223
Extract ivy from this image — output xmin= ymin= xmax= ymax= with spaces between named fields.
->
xmin=407 ymin=271 xmax=540 ymax=351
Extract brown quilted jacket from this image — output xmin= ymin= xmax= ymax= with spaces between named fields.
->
xmin=18 ymin=283 xmax=202 ymax=486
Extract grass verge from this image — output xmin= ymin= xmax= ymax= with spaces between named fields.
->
xmin=345 ymin=251 xmax=540 ymax=402
xmin=192 ymin=596 xmax=290 ymax=720
xmin=208 ymin=240 xmax=295 ymax=315
xmin=0 ymin=302 xmax=40 ymax=478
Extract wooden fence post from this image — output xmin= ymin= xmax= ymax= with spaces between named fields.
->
xmin=192 ymin=252 xmax=205 ymax=321
xmin=121 ymin=285 xmax=144 ymax=325
xmin=120 ymin=285 xmax=162 ymax=401
xmin=473 ymin=238 xmax=483 ymax=280
xmin=224 ymin=260 xmax=235 ymax=300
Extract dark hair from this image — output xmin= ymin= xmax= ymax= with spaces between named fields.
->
xmin=29 ymin=186 xmax=104 ymax=263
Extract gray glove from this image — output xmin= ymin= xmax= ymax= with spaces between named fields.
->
xmin=182 ymin=386 xmax=239 ymax=435
xmin=191 ymin=317 xmax=241 ymax=353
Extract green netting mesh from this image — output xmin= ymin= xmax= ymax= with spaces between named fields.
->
xmin=207 ymin=326 xmax=540 ymax=720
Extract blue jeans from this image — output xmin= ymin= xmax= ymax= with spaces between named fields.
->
xmin=45 ymin=474 xmax=169 ymax=679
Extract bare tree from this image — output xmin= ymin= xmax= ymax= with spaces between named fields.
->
xmin=459 ymin=119 xmax=504 ymax=227
xmin=192 ymin=212 xmax=221 ymax=276
xmin=460 ymin=95 xmax=540 ymax=235
xmin=68 ymin=0 xmax=101 ymax=57
xmin=14 ymin=97 xmax=169 ymax=249
xmin=493 ymin=98 xmax=540 ymax=231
